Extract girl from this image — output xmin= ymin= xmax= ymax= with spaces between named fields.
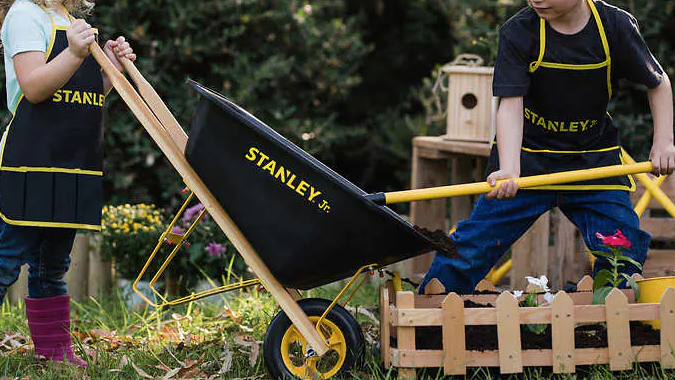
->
xmin=0 ymin=0 xmax=135 ymax=366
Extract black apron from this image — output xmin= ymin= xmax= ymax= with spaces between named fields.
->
xmin=0 ymin=9 xmax=104 ymax=230
xmin=487 ymin=0 xmax=635 ymax=191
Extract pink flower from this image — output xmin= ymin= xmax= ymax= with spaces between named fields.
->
xmin=205 ymin=242 xmax=227 ymax=258
xmin=183 ymin=203 xmax=206 ymax=223
xmin=596 ymin=230 xmax=632 ymax=249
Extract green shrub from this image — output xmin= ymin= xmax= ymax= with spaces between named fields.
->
xmin=90 ymin=0 xmax=371 ymax=207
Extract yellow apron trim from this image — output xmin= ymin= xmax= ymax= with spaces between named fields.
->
xmin=529 ymin=19 xmax=546 ymax=73
xmin=0 ymin=166 xmax=103 ymax=176
xmin=538 ymin=60 xmax=609 ymax=70
xmin=520 ymin=145 xmax=620 ymax=154
xmin=528 ymin=0 xmax=612 ymax=98
xmin=0 ymin=211 xmax=101 ymax=231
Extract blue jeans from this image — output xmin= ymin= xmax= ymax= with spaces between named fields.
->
xmin=0 ymin=219 xmax=76 ymax=301
xmin=419 ymin=190 xmax=650 ymax=294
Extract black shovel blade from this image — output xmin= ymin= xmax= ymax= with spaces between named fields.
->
xmin=184 ymin=80 xmax=439 ymax=289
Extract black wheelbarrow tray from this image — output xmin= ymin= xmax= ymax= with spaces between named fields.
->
xmin=90 ymin=43 xmax=654 ymax=379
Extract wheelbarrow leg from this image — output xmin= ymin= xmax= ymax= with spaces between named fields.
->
xmin=90 ymin=43 xmax=330 ymax=356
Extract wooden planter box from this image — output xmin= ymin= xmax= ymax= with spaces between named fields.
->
xmin=379 ymin=277 xmax=675 ymax=378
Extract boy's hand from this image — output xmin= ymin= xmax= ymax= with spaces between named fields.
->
xmin=66 ymin=19 xmax=96 ymax=59
xmin=649 ymin=142 xmax=675 ymax=175
xmin=103 ymin=36 xmax=136 ymax=73
xmin=486 ymin=170 xmax=519 ymax=200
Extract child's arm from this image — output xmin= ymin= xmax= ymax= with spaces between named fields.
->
xmin=13 ymin=19 xmax=94 ymax=104
xmin=102 ymin=36 xmax=136 ymax=94
xmin=647 ymin=73 xmax=675 ymax=175
xmin=486 ymin=96 xmax=523 ymax=200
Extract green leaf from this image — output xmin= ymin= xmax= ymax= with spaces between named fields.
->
xmin=617 ymin=255 xmax=643 ymax=270
xmin=524 ymin=323 xmax=547 ymax=335
xmin=621 ymin=274 xmax=641 ymax=300
xmin=591 ymin=250 xmax=613 ymax=260
xmin=593 ymin=269 xmax=613 ymax=290
xmin=592 ymin=286 xmax=613 ymax=305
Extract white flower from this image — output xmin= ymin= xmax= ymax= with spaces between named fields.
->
xmin=543 ymin=292 xmax=555 ymax=304
xmin=511 ymin=290 xmax=524 ymax=299
xmin=525 ymin=275 xmax=551 ymax=292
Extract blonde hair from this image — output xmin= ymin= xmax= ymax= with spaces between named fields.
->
xmin=1 ymin=0 xmax=94 ymax=25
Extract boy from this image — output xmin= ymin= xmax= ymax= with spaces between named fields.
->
xmin=420 ymin=0 xmax=675 ymax=294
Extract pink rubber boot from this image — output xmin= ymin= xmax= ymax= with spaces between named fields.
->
xmin=25 ymin=295 xmax=87 ymax=367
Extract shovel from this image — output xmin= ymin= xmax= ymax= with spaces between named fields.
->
xmin=366 ymin=162 xmax=654 ymax=205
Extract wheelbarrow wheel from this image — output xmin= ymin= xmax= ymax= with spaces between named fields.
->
xmin=263 ymin=298 xmax=364 ymax=379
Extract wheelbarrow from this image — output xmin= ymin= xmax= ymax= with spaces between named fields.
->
xmin=90 ymin=43 xmax=655 ymax=379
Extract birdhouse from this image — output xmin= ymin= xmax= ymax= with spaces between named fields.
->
xmin=443 ymin=65 xmax=496 ymax=143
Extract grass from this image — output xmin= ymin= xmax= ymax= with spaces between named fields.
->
xmin=0 ymin=279 xmax=674 ymax=379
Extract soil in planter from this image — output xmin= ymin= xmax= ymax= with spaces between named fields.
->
xmin=401 ymin=300 xmax=661 ymax=351
xmin=413 ymin=226 xmax=458 ymax=258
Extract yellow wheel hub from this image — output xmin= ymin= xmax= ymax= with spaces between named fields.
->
xmin=280 ymin=316 xmax=347 ymax=379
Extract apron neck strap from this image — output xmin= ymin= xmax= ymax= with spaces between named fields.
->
xmin=529 ymin=0 xmax=611 ymax=73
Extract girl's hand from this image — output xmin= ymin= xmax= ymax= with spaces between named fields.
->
xmin=66 ymin=19 xmax=96 ymax=59
xmin=486 ymin=169 xmax=520 ymax=200
xmin=649 ymin=142 xmax=675 ymax=176
xmin=103 ymin=36 xmax=136 ymax=72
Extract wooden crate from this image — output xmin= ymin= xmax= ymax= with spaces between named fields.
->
xmin=379 ymin=277 xmax=675 ymax=378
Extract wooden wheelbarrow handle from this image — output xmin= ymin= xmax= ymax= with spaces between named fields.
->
xmin=367 ymin=161 xmax=654 ymax=205
xmin=118 ymin=58 xmax=189 ymax=152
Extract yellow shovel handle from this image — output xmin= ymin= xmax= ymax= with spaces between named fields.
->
xmin=371 ymin=162 xmax=653 ymax=205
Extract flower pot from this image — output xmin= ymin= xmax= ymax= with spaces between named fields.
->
xmin=117 ymin=278 xmax=158 ymax=308
xmin=636 ymin=276 xmax=675 ymax=329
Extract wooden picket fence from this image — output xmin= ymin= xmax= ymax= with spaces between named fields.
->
xmin=380 ymin=277 xmax=675 ymax=378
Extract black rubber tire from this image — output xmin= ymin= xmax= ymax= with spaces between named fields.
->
xmin=263 ymin=298 xmax=365 ymax=379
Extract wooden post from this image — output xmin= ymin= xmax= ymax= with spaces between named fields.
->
xmin=496 ymin=292 xmax=522 ymax=373
xmin=442 ymin=293 xmax=466 ymax=375
xmin=450 ymin=156 xmax=474 ymax=224
xmin=408 ymin=147 xmax=449 ymax=280
xmin=511 ymin=213 xmax=550 ymax=289
xmin=87 ymin=234 xmax=112 ymax=297
xmin=66 ymin=233 xmax=89 ymax=301
xmin=423 ymin=278 xmax=446 ymax=295
xmin=550 ymin=211 xmax=580 ymax=289
xmin=605 ymin=288 xmax=632 ymax=371
xmin=474 ymin=278 xmax=496 ymax=292
xmin=6 ymin=265 xmax=28 ymax=304
xmin=660 ymin=287 xmax=675 ymax=369
xmin=380 ymin=285 xmax=391 ymax=370
xmin=551 ymin=291 xmax=575 ymax=373
xmin=396 ymin=291 xmax=416 ymax=380
xmin=576 ymin=275 xmax=594 ymax=292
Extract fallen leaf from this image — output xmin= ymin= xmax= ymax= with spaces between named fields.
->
xmin=87 ymin=329 xmax=115 ymax=339
xmin=118 ymin=354 xmax=129 ymax=369
xmin=217 ymin=343 xmax=233 ymax=374
xmin=345 ymin=305 xmax=379 ymax=324
xmin=131 ymin=362 xmax=154 ymax=379
xmin=161 ymin=367 xmax=181 ymax=379
xmin=248 ymin=342 xmax=259 ymax=367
